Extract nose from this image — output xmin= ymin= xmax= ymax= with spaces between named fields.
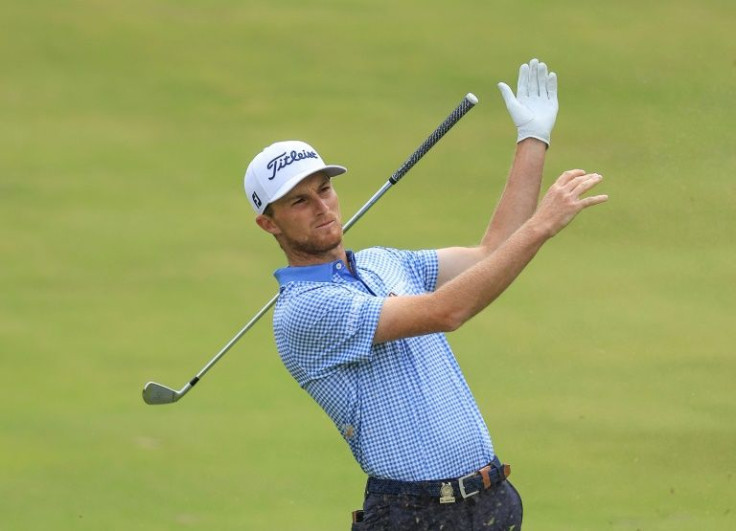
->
xmin=313 ymin=195 xmax=330 ymax=214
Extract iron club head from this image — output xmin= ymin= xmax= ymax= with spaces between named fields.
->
xmin=142 ymin=381 xmax=182 ymax=405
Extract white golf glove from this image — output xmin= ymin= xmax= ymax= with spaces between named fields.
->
xmin=497 ymin=58 xmax=558 ymax=146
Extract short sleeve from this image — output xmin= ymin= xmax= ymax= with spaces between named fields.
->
xmin=399 ymin=248 xmax=439 ymax=293
xmin=275 ymin=283 xmax=384 ymax=384
xmin=359 ymin=247 xmax=439 ymax=293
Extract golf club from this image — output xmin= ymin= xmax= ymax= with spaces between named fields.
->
xmin=142 ymin=92 xmax=479 ymax=405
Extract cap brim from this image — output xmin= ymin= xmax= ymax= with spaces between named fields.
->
xmin=268 ymin=164 xmax=347 ymax=205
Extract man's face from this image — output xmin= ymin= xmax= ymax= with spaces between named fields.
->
xmin=257 ymin=172 xmax=343 ymax=260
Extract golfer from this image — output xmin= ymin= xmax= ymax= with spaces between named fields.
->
xmin=244 ymin=59 xmax=607 ymax=530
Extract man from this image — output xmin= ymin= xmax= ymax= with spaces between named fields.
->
xmin=244 ymin=59 xmax=607 ymax=530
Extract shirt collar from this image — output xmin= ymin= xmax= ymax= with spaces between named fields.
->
xmin=274 ymin=250 xmax=358 ymax=286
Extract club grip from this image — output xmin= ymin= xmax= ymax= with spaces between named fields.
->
xmin=388 ymin=93 xmax=478 ymax=185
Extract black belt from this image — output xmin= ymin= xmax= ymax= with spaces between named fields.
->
xmin=366 ymin=457 xmax=511 ymax=504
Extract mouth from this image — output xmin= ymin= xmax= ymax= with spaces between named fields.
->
xmin=315 ymin=219 xmax=337 ymax=230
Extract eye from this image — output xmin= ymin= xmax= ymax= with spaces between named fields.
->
xmin=291 ymin=197 xmax=305 ymax=206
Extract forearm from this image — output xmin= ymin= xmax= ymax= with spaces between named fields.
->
xmin=481 ymin=138 xmax=547 ymax=252
xmin=436 ymin=219 xmax=547 ymax=329
xmin=375 ymin=219 xmax=549 ymax=343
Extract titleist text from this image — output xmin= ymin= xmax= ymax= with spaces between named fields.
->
xmin=267 ymin=150 xmax=318 ymax=180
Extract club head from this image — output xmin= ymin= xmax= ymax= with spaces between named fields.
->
xmin=142 ymin=381 xmax=181 ymax=405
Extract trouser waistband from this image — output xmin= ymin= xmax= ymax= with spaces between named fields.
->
xmin=365 ymin=456 xmax=511 ymax=504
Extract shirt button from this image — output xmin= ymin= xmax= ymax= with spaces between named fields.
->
xmin=336 ymin=263 xmax=343 ymax=270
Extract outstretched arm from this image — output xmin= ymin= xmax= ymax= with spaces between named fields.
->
xmin=374 ymin=169 xmax=608 ymax=344
xmin=436 ymin=58 xmax=559 ymax=287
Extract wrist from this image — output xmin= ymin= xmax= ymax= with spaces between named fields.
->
xmin=524 ymin=215 xmax=555 ymax=242
xmin=516 ymin=137 xmax=548 ymax=150
xmin=517 ymin=131 xmax=551 ymax=147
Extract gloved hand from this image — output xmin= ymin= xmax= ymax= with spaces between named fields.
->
xmin=497 ymin=58 xmax=558 ymax=146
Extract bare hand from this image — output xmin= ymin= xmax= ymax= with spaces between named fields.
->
xmin=532 ymin=169 xmax=608 ymax=237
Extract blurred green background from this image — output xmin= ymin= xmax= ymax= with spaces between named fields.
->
xmin=1 ymin=0 xmax=734 ymax=529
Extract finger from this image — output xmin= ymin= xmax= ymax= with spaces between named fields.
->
xmin=517 ymin=63 xmax=529 ymax=97
xmin=547 ymin=71 xmax=558 ymax=101
xmin=529 ymin=58 xmax=539 ymax=96
xmin=537 ymin=61 xmax=548 ymax=97
xmin=557 ymin=169 xmax=587 ymax=185
xmin=570 ymin=173 xmax=604 ymax=196
xmin=580 ymin=194 xmax=609 ymax=208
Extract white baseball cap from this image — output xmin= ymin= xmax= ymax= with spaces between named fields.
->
xmin=244 ymin=140 xmax=347 ymax=214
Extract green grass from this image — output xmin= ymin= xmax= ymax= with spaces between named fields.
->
xmin=1 ymin=0 xmax=734 ymax=528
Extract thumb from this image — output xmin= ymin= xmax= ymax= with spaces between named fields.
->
xmin=497 ymin=82 xmax=516 ymax=108
xmin=498 ymin=82 xmax=530 ymax=127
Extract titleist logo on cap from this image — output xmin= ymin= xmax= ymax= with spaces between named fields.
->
xmin=266 ymin=150 xmax=319 ymax=180
xmin=244 ymin=140 xmax=347 ymax=214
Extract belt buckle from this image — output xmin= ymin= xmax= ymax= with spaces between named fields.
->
xmin=458 ymin=471 xmax=480 ymax=499
xmin=439 ymin=482 xmax=456 ymax=504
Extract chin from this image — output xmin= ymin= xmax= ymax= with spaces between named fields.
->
xmin=320 ymin=235 xmax=343 ymax=253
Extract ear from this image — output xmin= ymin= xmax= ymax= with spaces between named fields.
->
xmin=255 ymin=213 xmax=281 ymax=236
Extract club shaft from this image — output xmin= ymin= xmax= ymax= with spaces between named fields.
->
xmin=148 ymin=92 xmax=478 ymax=403
xmin=190 ymin=292 xmax=280 ymax=385
xmin=343 ymin=93 xmax=477 ymax=233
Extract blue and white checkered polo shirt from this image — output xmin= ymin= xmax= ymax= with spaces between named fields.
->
xmin=273 ymin=247 xmax=494 ymax=481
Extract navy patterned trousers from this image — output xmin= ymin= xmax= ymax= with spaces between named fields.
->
xmin=351 ymin=480 xmax=523 ymax=530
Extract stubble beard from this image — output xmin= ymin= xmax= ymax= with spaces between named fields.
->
xmin=280 ymin=226 xmax=344 ymax=263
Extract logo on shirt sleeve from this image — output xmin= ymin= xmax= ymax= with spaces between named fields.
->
xmin=387 ymin=281 xmax=408 ymax=297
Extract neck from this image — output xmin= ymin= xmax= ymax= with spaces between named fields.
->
xmin=285 ymin=244 xmax=348 ymax=268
